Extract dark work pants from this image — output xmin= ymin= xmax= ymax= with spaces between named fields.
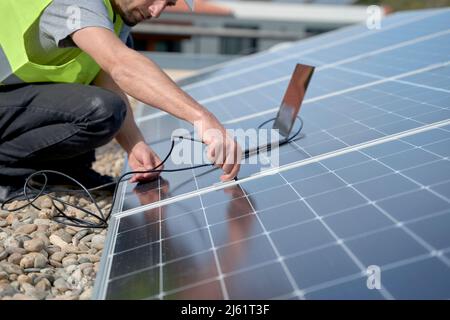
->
xmin=0 ymin=83 xmax=127 ymax=184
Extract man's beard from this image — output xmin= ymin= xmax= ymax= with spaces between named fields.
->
xmin=119 ymin=11 xmax=140 ymax=27
xmin=111 ymin=0 xmax=139 ymax=27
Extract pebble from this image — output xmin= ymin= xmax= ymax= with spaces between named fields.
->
xmin=73 ymin=229 xmax=89 ymax=245
xmin=0 ymin=272 xmax=8 ymax=281
xmin=49 ymin=234 xmax=68 ymax=249
xmin=38 ymin=208 xmax=56 ymax=219
xmin=7 ymin=253 xmax=22 ymax=265
xmin=0 ymin=210 xmax=10 ymax=219
xmin=33 ymin=232 xmax=50 ymax=247
xmin=65 ymin=265 xmax=78 ymax=275
xmin=77 ymin=243 xmax=89 ymax=252
xmin=80 ymin=234 xmax=95 ymax=243
xmin=78 ymin=263 xmax=94 ymax=272
xmin=53 ymin=278 xmax=69 ymax=293
xmin=24 ymin=238 xmax=45 ymax=252
xmin=9 ymin=274 xmax=18 ymax=281
xmin=22 ymin=282 xmax=47 ymax=300
xmin=35 ymin=278 xmax=51 ymax=292
xmin=71 ymin=269 xmax=82 ymax=283
xmin=7 ymin=247 xmax=27 ymax=255
xmin=45 ymin=245 xmax=61 ymax=256
xmin=50 ymin=252 xmax=65 ymax=262
xmin=17 ymin=274 xmax=32 ymax=285
xmin=54 ymin=229 xmax=73 ymax=243
xmin=63 ymin=244 xmax=83 ymax=254
xmin=33 ymin=219 xmax=52 ymax=226
xmin=0 ymin=283 xmax=19 ymax=297
xmin=0 ymin=221 xmax=7 ymax=228
xmin=40 ymin=197 xmax=53 ymax=209
xmin=20 ymin=254 xmax=36 ymax=269
xmin=0 ymin=262 xmax=23 ymax=275
xmin=0 ymin=248 xmax=7 ymax=261
xmin=65 ymin=227 xmax=78 ymax=236
xmin=33 ymin=253 xmax=48 ymax=269
xmin=0 ymin=232 xmax=9 ymax=241
xmin=4 ymin=236 xmax=20 ymax=253
xmin=77 ymin=256 xmax=91 ymax=264
xmin=62 ymin=257 xmax=78 ymax=268
xmin=91 ymin=235 xmax=105 ymax=250
xmin=6 ymin=214 xmax=17 ymax=225
xmin=78 ymin=254 xmax=100 ymax=263
xmin=10 ymin=280 xmax=20 ymax=291
xmin=16 ymin=235 xmax=32 ymax=246
xmin=36 ymin=225 xmax=50 ymax=233
xmin=14 ymin=224 xmax=37 ymax=235
xmin=39 ymin=249 xmax=49 ymax=259
xmin=49 ymin=260 xmax=62 ymax=268
xmin=77 ymin=198 xmax=91 ymax=207
xmin=82 ymin=267 xmax=95 ymax=277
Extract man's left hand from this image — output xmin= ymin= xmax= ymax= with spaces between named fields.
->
xmin=128 ymin=141 xmax=163 ymax=183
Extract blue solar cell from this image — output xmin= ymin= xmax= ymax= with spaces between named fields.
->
xmin=323 ymin=205 xmax=393 ymax=239
xmin=285 ymin=245 xmax=360 ymax=289
xmin=408 ymin=213 xmax=450 ymax=250
xmin=382 ymin=258 xmax=450 ymax=299
xmin=377 ymin=189 xmax=449 ymax=221
xmin=345 ymin=228 xmax=428 ymax=267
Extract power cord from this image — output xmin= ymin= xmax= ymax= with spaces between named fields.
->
xmin=1 ymin=117 xmax=303 ymax=229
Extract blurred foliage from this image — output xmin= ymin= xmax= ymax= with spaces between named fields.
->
xmin=356 ymin=0 xmax=450 ymax=11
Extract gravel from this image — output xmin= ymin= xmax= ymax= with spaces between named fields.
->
xmin=0 ymin=140 xmax=126 ymax=300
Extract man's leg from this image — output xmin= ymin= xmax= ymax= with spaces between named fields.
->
xmin=0 ymin=83 xmax=127 ymax=183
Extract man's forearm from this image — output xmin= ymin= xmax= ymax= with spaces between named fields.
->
xmin=115 ymin=103 xmax=146 ymax=153
xmin=110 ymin=49 xmax=209 ymax=125
xmin=94 ymin=71 xmax=145 ymax=153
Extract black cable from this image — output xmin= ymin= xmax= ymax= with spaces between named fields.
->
xmin=1 ymin=116 xmax=304 ymax=229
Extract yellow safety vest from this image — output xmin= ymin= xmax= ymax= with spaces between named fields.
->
xmin=0 ymin=0 xmax=123 ymax=85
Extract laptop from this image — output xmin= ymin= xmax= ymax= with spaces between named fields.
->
xmin=272 ymin=63 xmax=315 ymax=138
xmin=243 ymin=63 xmax=315 ymax=159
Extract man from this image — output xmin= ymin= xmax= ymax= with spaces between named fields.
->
xmin=0 ymin=0 xmax=242 ymax=201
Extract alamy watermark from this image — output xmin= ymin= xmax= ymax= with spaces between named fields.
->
xmin=366 ymin=5 xmax=383 ymax=30
xmin=366 ymin=265 xmax=382 ymax=290
xmin=171 ymin=127 xmax=282 ymax=172
xmin=66 ymin=5 xmax=81 ymax=31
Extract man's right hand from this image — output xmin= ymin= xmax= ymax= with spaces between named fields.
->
xmin=194 ymin=112 xmax=242 ymax=182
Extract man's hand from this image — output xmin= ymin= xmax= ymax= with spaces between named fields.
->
xmin=195 ymin=112 xmax=242 ymax=181
xmin=128 ymin=141 xmax=163 ymax=183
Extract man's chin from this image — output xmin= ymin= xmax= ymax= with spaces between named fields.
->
xmin=122 ymin=17 xmax=139 ymax=27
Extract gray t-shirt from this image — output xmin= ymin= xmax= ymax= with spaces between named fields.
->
xmin=28 ymin=0 xmax=131 ymax=65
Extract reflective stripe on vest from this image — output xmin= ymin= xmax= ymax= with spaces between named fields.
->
xmin=0 ymin=0 xmax=123 ymax=86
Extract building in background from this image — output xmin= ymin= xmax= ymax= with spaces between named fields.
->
xmin=133 ymin=0 xmax=384 ymax=72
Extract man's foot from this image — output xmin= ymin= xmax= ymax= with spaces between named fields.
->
xmin=29 ymin=168 xmax=118 ymax=193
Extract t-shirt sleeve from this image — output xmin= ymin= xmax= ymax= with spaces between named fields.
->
xmin=39 ymin=0 xmax=128 ymax=49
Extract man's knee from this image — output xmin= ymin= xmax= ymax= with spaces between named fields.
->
xmin=83 ymin=88 xmax=127 ymax=138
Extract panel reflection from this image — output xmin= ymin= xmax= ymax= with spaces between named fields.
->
xmin=111 ymin=183 xmax=281 ymax=299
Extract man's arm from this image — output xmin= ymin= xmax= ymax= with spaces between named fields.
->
xmin=93 ymin=71 xmax=162 ymax=182
xmin=72 ymin=27 xmax=240 ymax=181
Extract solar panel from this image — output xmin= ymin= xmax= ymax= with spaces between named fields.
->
xmin=93 ymin=8 xmax=450 ymax=299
